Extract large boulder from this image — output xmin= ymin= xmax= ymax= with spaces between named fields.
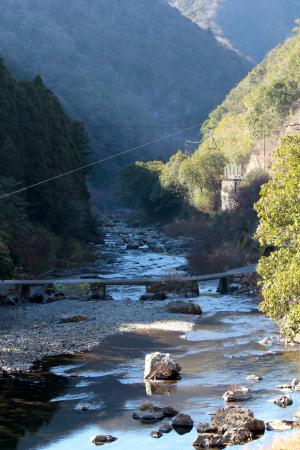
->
xmin=144 ymin=352 xmax=181 ymax=381
xmin=166 ymin=300 xmax=202 ymax=315
xmin=210 ymin=406 xmax=265 ymax=435
xmin=194 ymin=406 xmax=264 ymax=448
xmin=222 ymin=386 xmax=251 ymax=402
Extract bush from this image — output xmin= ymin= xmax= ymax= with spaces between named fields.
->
xmin=255 ymin=134 xmax=300 ymax=338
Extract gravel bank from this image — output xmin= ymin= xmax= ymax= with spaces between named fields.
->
xmin=0 ymin=299 xmax=195 ymax=372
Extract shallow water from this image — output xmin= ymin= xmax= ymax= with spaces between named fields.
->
xmin=0 ymin=220 xmax=299 ymax=450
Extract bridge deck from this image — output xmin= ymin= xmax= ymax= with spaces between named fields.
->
xmin=0 ymin=266 xmax=255 ymax=287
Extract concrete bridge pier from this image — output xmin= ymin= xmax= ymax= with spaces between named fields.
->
xmin=16 ymin=285 xmax=31 ymax=301
xmin=88 ymin=283 xmax=107 ymax=300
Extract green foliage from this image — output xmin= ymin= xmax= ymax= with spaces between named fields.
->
xmin=255 ymin=134 xmax=300 ymax=338
xmin=117 ymin=159 xmax=185 ymax=221
xmin=0 ymin=61 xmax=96 ymax=276
xmin=199 ymin=22 xmax=300 ymax=164
xmin=179 ymin=149 xmax=228 ymax=210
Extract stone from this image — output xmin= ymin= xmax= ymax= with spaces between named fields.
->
xmin=223 ymin=427 xmax=252 ymax=445
xmin=150 ymin=430 xmax=163 ymax=438
xmin=133 ymin=404 xmax=164 ymax=424
xmin=210 ymin=406 xmax=265 ymax=435
xmin=272 ymin=394 xmax=293 ymax=407
xmin=140 ymin=292 xmax=167 ymax=301
xmin=246 ymin=374 xmax=262 ymax=381
xmin=161 ymin=406 xmax=179 ymax=417
xmin=266 ymin=420 xmax=294 ymax=431
xmin=222 ymin=386 xmax=251 ymax=402
xmin=29 ymin=290 xmax=46 ymax=304
xmin=147 ymin=280 xmax=199 ymax=297
xmin=193 ymin=433 xmax=225 ymax=448
xmin=166 ymin=300 xmax=202 ymax=315
xmin=196 ymin=423 xmax=218 ymax=433
xmin=292 ymin=378 xmax=300 ymax=389
xmin=217 ymin=277 xmax=229 ymax=294
xmin=159 ymin=422 xmax=173 ymax=433
xmin=144 ymin=352 xmax=181 ymax=381
xmin=172 ymin=413 xmax=194 ymax=430
xmin=60 ymin=315 xmax=87 ymax=324
xmin=91 ymin=435 xmax=117 ymax=445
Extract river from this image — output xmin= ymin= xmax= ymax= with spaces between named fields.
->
xmin=0 ymin=216 xmax=299 ymax=450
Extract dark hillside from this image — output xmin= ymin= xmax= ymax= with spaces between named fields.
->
xmin=0 ymin=0 xmax=251 ymax=183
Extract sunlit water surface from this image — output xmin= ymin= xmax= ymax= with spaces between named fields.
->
xmin=0 ymin=221 xmax=299 ymax=450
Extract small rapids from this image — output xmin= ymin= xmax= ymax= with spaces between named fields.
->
xmin=0 ymin=217 xmax=299 ymax=450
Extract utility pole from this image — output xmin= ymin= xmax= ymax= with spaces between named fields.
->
xmin=263 ymin=129 xmax=266 ymax=169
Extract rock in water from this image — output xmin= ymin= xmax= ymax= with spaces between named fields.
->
xmin=166 ymin=300 xmax=202 ymax=315
xmin=266 ymin=420 xmax=294 ymax=431
xmin=159 ymin=422 xmax=173 ymax=433
xmin=223 ymin=427 xmax=252 ymax=445
xmin=133 ymin=403 xmax=178 ymax=424
xmin=144 ymin=352 xmax=181 ymax=381
xmin=150 ymin=430 xmax=163 ymax=438
xmin=222 ymin=386 xmax=251 ymax=402
xmin=91 ymin=435 xmax=117 ymax=445
xmin=210 ymin=406 xmax=265 ymax=435
xmin=246 ymin=374 xmax=262 ymax=381
xmin=193 ymin=406 xmax=265 ymax=447
xmin=172 ymin=413 xmax=193 ymax=434
xmin=193 ymin=433 xmax=225 ymax=448
xmin=272 ymin=394 xmax=293 ymax=407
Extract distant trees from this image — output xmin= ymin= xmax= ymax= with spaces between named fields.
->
xmin=117 ymin=159 xmax=185 ymax=221
xmin=117 ymin=148 xmax=228 ymax=219
xmin=0 ymin=60 xmax=96 ymax=276
xmin=255 ymin=135 xmax=300 ymax=339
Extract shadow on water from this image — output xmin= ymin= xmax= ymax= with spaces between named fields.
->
xmin=1 ymin=221 xmax=300 ymax=449
xmin=0 ymin=371 xmax=69 ymax=450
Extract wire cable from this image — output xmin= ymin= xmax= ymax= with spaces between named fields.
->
xmin=0 ymin=122 xmax=201 ymax=200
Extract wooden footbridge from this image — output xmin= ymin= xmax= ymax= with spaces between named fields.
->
xmin=0 ymin=265 xmax=255 ymax=300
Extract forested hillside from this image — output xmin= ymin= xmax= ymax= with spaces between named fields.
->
xmin=118 ymin=22 xmax=300 ymax=218
xmin=0 ymin=60 xmax=96 ymax=277
xmin=0 ymin=0 xmax=251 ymax=184
xmin=170 ymin=0 xmax=299 ymax=61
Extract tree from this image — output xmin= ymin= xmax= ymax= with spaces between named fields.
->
xmin=179 ymin=149 xmax=227 ymax=211
xmin=255 ymin=134 xmax=300 ymax=339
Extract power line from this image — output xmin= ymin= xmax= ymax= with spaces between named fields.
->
xmin=0 ymin=122 xmax=201 ymax=201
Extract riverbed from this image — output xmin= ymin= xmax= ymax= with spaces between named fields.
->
xmin=0 ymin=216 xmax=299 ymax=450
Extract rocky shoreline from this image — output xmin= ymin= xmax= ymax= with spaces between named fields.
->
xmin=0 ymin=298 xmax=197 ymax=373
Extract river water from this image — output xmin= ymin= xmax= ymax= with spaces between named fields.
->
xmin=0 ymin=218 xmax=299 ymax=450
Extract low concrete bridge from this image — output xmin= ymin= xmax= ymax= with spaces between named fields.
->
xmin=0 ymin=265 xmax=255 ymax=301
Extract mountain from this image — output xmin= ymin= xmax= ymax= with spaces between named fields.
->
xmin=120 ymin=23 xmax=300 ymax=218
xmin=169 ymin=0 xmax=300 ymax=61
xmin=0 ymin=60 xmax=96 ymax=276
xmin=198 ymin=21 xmax=300 ymax=167
xmin=0 ymin=0 xmax=251 ymax=184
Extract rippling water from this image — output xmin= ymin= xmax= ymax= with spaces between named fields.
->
xmin=0 ymin=220 xmax=299 ymax=450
